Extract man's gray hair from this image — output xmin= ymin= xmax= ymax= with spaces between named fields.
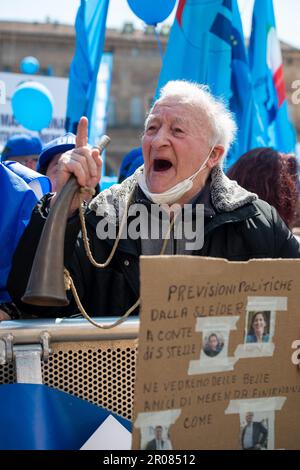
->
xmin=149 ymin=80 xmax=237 ymax=160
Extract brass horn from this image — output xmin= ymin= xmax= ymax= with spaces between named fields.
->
xmin=22 ymin=135 xmax=111 ymax=307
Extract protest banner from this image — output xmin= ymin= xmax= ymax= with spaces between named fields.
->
xmin=133 ymin=256 xmax=300 ymax=450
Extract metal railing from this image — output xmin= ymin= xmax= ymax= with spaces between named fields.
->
xmin=0 ymin=317 xmax=139 ymax=420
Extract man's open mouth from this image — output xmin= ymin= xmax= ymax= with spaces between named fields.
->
xmin=153 ymin=159 xmax=173 ymax=172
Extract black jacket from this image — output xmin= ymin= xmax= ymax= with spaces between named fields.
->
xmin=8 ymin=167 xmax=300 ymax=318
xmin=145 ymin=438 xmax=166 ymax=450
xmin=241 ymin=421 xmax=268 ymax=449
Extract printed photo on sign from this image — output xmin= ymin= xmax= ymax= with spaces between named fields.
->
xmin=234 ymin=296 xmax=287 ymax=359
xmin=188 ymin=316 xmax=239 ymax=375
xmin=226 ymin=396 xmax=286 ymax=450
xmin=240 ymin=411 xmax=269 ymax=450
xmin=203 ymin=332 xmax=224 ymax=357
xmin=142 ymin=424 xmax=173 ymax=451
xmin=245 ymin=311 xmax=271 ymax=344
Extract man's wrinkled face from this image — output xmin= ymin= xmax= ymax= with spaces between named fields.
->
xmin=142 ymin=100 xmax=213 ymax=197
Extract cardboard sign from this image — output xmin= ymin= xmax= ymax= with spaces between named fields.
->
xmin=132 ymin=256 xmax=300 ymax=450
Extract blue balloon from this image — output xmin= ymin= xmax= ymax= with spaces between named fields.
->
xmin=20 ymin=56 xmax=40 ymax=75
xmin=127 ymin=0 xmax=176 ymax=25
xmin=12 ymin=81 xmax=54 ymax=131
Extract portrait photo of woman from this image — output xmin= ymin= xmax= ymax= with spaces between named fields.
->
xmin=246 ymin=311 xmax=270 ymax=343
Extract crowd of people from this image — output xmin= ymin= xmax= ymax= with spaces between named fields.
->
xmin=0 ymin=80 xmax=300 ymax=322
xmin=0 ymin=132 xmax=75 ymax=319
xmin=0 ymin=80 xmax=299 ymax=454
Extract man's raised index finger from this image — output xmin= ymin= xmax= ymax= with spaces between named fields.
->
xmin=76 ymin=116 xmax=88 ymax=148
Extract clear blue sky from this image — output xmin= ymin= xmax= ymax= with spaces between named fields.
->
xmin=0 ymin=0 xmax=300 ymax=49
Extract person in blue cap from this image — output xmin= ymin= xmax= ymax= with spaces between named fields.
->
xmin=1 ymin=134 xmax=42 ymax=171
xmin=37 ymin=133 xmax=76 ymax=192
xmin=118 ymin=147 xmax=143 ymax=183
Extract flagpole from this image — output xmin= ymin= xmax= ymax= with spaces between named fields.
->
xmin=153 ymin=26 xmax=164 ymax=61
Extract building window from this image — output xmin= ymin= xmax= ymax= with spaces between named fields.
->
xmin=130 ymin=96 xmax=143 ymax=126
xmin=107 ymin=96 xmax=116 ymax=126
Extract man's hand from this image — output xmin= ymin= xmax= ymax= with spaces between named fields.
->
xmin=51 ymin=116 xmax=102 ymax=215
xmin=0 ymin=309 xmax=11 ymax=321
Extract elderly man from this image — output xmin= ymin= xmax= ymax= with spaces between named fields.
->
xmin=8 ymin=81 xmax=300 ymax=318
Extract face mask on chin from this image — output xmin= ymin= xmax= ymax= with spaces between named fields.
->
xmin=137 ymin=145 xmax=216 ymax=205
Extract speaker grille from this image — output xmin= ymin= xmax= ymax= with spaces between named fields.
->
xmin=0 ymin=362 xmax=15 ymax=384
xmin=0 ymin=338 xmax=137 ymax=421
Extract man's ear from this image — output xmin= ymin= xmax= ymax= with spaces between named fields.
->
xmin=207 ymin=145 xmax=225 ymax=169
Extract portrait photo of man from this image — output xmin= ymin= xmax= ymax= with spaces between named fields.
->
xmin=144 ymin=425 xmax=172 ymax=450
xmin=203 ymin=333 xmax=224 ymax=357
xmin=241 ymin=412 xmax=268 ymax=450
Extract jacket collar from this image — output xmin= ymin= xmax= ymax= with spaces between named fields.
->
xmin=89 ymin=165 xmax=258 ymax=221
xmin=87 ymin=166 xmax=259 ymax=256
xmin=210 ymin=165 xmax=258 ymax=212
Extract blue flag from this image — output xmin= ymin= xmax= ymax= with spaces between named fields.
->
xmin=225 ymin=0 xmax=265 ymax=166
xmin=65 ymin=0 xmax=109 ymax=135
xmin=156 ymin=0 xmax=232 ymax=99
xmin=0 ymin=164 xmax=38 ymax=303
xmin=155 ymin=0 xmax=265 ymax=167
xmin=249 ymin=0 xmax=296 ymax=153
xmin=0 ymin=384 xmax=131 ymax=450
xmin=3 ymin=160 xmax=51 ymax=197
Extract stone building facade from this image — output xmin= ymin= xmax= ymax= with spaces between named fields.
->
xmin=0 ymin=20 xmax=299 ymax=174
